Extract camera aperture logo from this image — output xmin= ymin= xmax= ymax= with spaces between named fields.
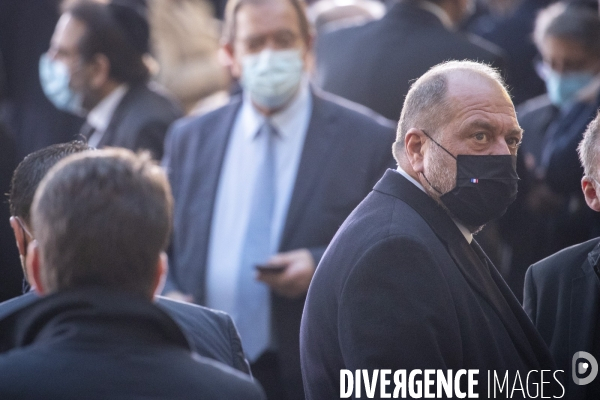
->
xmin=572 ymin=351 xmax=598 ymax=386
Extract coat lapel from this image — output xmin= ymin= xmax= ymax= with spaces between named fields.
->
xmin=279 ymin=93 xmax=338 ymax=250
xmin=569 ymin=246 xmax=600 ymax=364
xmin=374 ymin=170 xmax=553 ymax=370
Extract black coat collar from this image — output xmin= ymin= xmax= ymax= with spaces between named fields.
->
xmin=3 ymin=288 xmax=190 ymax=351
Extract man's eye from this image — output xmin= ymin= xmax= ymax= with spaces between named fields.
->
xmin=507 ymin=137 xmax=522 ymax=148
xmin=474 ymin=132 xmax=486 ymax=141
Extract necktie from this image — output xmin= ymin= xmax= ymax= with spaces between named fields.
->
xmin=235 ymin=121 xmax=277 ymax=362
xmin=79 ymin=122 xmax=96 ymax=141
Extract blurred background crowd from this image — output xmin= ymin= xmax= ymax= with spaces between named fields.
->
xmin=1 ymin=0 xmax=599 ymax=329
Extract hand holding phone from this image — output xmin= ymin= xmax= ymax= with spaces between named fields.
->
xmin=255 ymin=263 xmax=287 ymax=273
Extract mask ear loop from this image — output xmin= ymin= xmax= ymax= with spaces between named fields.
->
xmin=419 ymin=129 xmax=456 ymax=195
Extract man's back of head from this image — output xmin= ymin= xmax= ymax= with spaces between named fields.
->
xmin=29 ymin=148 xmax=171 ymax=299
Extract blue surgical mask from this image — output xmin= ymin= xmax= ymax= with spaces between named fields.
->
xmin=39 ymin=53 xmax=84 ymax=115
xmin=543 ymin=69 xmax=596 ymax=107
xmin=240 ymin=49 xmax=304 ymax=110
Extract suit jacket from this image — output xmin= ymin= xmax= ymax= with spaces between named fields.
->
xmin=0 ymin=288 xmax=264 ymax=400
xmin=314 ymin=1 xmax=506 ymax=121
xmin=82 ymin=82 xmax=182 ymax=159
xmin=524 ymin=237 xmax=600 ymax=400
xmin=301 ymin=170 xmax=557 ymax=399
xmin=163 ymin=90 xmax=396 ymax=399
xmin=0 ymin=291 xmax=250 ymax=375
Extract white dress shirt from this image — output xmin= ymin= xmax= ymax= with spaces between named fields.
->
xmin=396 ymin=167 xmax=472 ymax=243
xmin=87 ymin=84 xmax=129 ymax=147
xmin=205 ymin=80 xmax=312 ymax=313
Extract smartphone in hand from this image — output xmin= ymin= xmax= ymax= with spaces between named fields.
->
xmin=255 ymin=264 xmax=287 ymax=273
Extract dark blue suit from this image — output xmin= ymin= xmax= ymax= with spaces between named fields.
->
xmin=0 ymin=289 xmax=265 ymax=400
xmin=524 ymin=238 xmax=600 ymax=400
xmin=301 ymin=170 xmax=557 ymax=399
xmin=163 ymin=90 xmax=396 ymax=399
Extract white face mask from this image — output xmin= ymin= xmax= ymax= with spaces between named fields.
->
xmin=240 ymin=49 xmax=304 ymax=110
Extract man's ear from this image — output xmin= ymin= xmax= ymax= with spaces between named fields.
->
xmin=28 ymin=241 xmax=45 ymax=295
xmin=221 ymin=43 xmax=241 ymax=79
xmin=9 ymin=217 xmax=26 ymax=257
xmin=582 ymin=177 xmax=600 ymax=212
xmin=152 ymin=252 xmax=168 ymax=299
xmin=405 ymin=128 xmax=427 ymax=174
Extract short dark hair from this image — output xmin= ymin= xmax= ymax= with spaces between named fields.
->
xmin=9 ymin=141 xmax=90 ymax=226
xmin=223 ymin=0 xmax=312 ymax=46
xmin=534 ymin=3 xmax=600 ymax=57
xmin=67 ymin=1 xmax=150 ymax=85
xmin=31 ymin=149 xmax=172 ymax=298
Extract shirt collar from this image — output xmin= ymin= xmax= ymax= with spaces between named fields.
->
xmin=86 ymin=84 xmax=129 ymax=133
xmin=417 ymin=0 xmax=454 ymax=30
xmin=241 ymin=77 xmax=311 ymax=140
xmin=396 ymin=167 xmax=473 ymax=243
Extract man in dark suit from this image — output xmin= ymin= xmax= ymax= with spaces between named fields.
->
xmin=41 ymin=1 xmax=181 ymax=159
xmin=301 ymin=61 xmax=558 ymax=399
xmin=1 ymin=141 xmax=250 ymax=375
xmin=524 ymin=111 xmax=600 ymax=399
xmin=0 ymin=0 xmax=84 ymax=161
xmin=503 ymin=3 xmax=600 ymax=299
xmin=0 ymin=148 xmax=265 ymax=399
xmin=313 ymin=0 xmax=506 ymax=121
xmin=162 ymin=0 xmax=395 ymax=398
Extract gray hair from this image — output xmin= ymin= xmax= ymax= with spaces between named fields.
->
xmin=533 ymin=3 xmax=600 ymax=57
xmin=393 ymin=60 xmax=508 ymax=162
xmin=578 ymin=111 xmax=600 ymax=179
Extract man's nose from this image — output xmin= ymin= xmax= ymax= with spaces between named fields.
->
xmin=490 ymin=138 xmax=512 ymax=155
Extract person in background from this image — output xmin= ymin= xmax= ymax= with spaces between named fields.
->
xmin=162 ymin=0 xmax=396 ymax=398
xmin=524 ymin=111 xmax=600 ymax=400
xmin=0 ymin=141 xmax=251 ymax=376
xmin=0 ymin=0 xmax=84 ymax=161
xmin=504 ymin=2 xmax=600 ymax=298
xmin=149 ymin=0 xmax=230 ymax=114
xmin=313 ymin=0 xmax=506 ymax=121
xmin=41 ymin=1 xmax=182 ymax=158
xmin=0 ymin=148 xmax=265 ymax=399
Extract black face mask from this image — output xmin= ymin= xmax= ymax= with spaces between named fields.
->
xmin=421 ymin=131 xmax=519 ymax=227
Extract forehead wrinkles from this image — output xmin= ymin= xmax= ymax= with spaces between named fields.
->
xmin=446 ymin=83 xmax=516 ymax=129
